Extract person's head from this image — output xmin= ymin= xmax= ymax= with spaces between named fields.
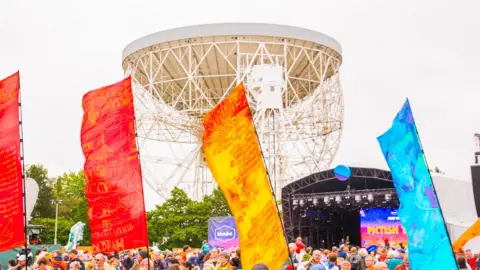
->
xmin=69 ymin=261 xmax=81 ymax=270
xmin=403 ymin=255 xmax=409 ymax=267
xmin=252 ymin=264 xmax=269 ymax=270
xmin=183 ymin=245 xmax=192 ymax=253
xmin=38 ymin=258 xmax=49 ymax=270
xmin=340 ymin=261 xmax=351 ymax=270
xmin=365 ymin=255 xmax=375 ymax=267
xmin=153 ymin=250 xmax=162 ymax=261
xmin=138 ymin=250 xmax=148 ymax=261
xmin=109 ymin=258 xmax=119 ymax=267
xmin=374 ymin=262 xmax=388 ymax=270
xmin=288 ymin=243 xmax=297 ymax=254
xmin=350 ymin=247 xmax=357 ymax=254
xmin=17 ymin=255 xmax=27 ymax=266
xmin=457 ymin=255 xmax=468 ymax=268
xmin=328 ymin=253 xmax=337 ymax=263
xmin=69 ymin=249 xmax=78 ymax=260
xmin=210 ymin=248 xmax=219 ymax=259
xmin=234 ymin=247 xmax=240 ymax=259
xmin=53 ymin=250 xmax=62 ymax=257
xmin=296 ymin=237 xmax=302 ymax=242
xmin=169 ymin=258 xmax=180 ymax=265
xmin=8 ymin=259 xmax=17 ymax=268
xmin=95 ymin=254 xmax=106 ymax=267
xmin=311 ymin=250 xmax=322 ymax=263
xmin=465 ymin=249 xmax=473 ymax=258
xmin=218 ymin=252 xmax=229 ymax=266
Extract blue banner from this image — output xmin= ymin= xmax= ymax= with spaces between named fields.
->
xmin=377 ymin=99 xmax=457 ymax=270
xmin=208 ymin=217 xmax=239 ymax=251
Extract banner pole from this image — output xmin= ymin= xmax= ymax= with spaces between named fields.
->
xmin=243 ymin=85 xmax=294 ymax=269
xmin=18 ymin=71 xmax=29 ymax=256
xmin=129 ymin=77 xmax=151 ymax=268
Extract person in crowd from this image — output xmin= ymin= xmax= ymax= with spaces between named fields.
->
xmin=386 ymin=249 xmax=404 ymax=270
xmin=394 ymin=255 xmax=409 ymax=270
xmin=337 ymin=246 xmax=347 ymax=260
xmin=201 ymin=241 xmax=210 ymax=254
xmin=203 ymin=249 xmax=219 ymax=270
xmin=303 ymin=247 xmax=313 ymax=262
xmin=108 ymin=258 xmax=120 ymax=270
xmin=35 ymin=258 xmax=49 ymax=270
xmin=187 ymin=251 xmax=200 ymax=267
xmin=325 ymin=253 xmax=339 ymax=270
xmin=252 ymin=264 xmax=269 ymax=270
xmin=346 ymin=247 xmax=361 ymax=270
xmin=181 ymin=246 xmax=192 ymax=262
xmin=301 ymin=249 xmax=323 ymax=269
xmin=465 ymin=249 xmax=476 ymax=270
xmin=123 ymin=251 xmax=134 ymax=270
xmin=15 ymin=255 xmax=32 ymax=270
xmin=51 ymin=251 xmax=67 ymax=270
xmin=457 ymin=255 xmax=470 ymax=270
xmin=70 ymin=261 xmax=82 ymax=270
xmin=230 ymin=247 xmax=241 ymax=269
xmin=93 ymin=254 xmax=110 ymax=270
xmin=340 ymin=261 xmax=351 ymax=270
xmin=339 ymin=239 xmax=345 ymax=247
xmin=153 ymin=250 xmax=167 ymax=270
xmin=373 ymin=262 xmax=388 ymax=270
xmin=215 ymin=252 xmax=230 ymax=270
xmin=365 ymin=255 xmax=375 ymax=270
xmin=17 ymin=247 xmax=34 ymax=266
xmin=9 ymin=259 xmax=18 ymax=270
xmin=67 ymin=250 xmax=86 ymax=270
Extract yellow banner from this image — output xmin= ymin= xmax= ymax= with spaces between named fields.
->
xmin=202 ymin=83 xmax=289 ymax=269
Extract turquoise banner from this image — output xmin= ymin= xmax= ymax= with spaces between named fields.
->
xmin=377 ymin=99 xmax=457 ymax=270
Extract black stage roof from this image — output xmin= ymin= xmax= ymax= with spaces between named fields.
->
xmin=281 ymin=167 xmax=400 ymax=243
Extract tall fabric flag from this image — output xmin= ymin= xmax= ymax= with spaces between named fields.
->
xmin=65 ymin=222 xmax=86 ymax=252
xmin=377 ymin=99 xmax=457 ymax=270
xmin=81 ymin=77 xmax=148 ymax=253
xmin=0 ymin=72 xmax=25 ymax=252
xmin=202 ymin=83 xmax=289 ymax=270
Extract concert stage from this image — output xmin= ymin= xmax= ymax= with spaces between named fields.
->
xmin=281 ymin=167 xmax=401 ymax=248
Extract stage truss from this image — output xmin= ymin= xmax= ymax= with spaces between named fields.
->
xmin=123 ymin=25 xmax=344 ymax=200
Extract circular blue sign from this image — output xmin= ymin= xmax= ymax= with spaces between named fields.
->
xmin=334 ymin=165 xmax=351 ymax=181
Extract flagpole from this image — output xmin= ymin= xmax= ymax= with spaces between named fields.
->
xmin=243 ymin=84 xmax=294 ymax=269
xmin=129 ymin=76 xmax=151 ymax=270
xmin=18 ymin=71 xmax=29 ymax=256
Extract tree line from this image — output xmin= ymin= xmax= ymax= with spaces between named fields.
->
xmin=27 ymin=164 xmax=231 ymax=249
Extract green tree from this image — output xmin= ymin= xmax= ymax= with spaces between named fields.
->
xmin=202 ymin=188 xmax=232 ymax=217
xmin=27 ymin=164 xmax=55 ymax=218
xmin=31 ymin=217 xmax=75 ymax=245
xmin=147 ymin=188 xmax=210 ymax=249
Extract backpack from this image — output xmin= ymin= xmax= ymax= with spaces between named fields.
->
xmin=349 ymin=255 xmax=361 ymax=270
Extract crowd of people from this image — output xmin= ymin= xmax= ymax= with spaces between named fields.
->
xmin=283 ymin=237 xmax=480 ymax=270
xmin=4 ymin=239 xmax=480 ymax=270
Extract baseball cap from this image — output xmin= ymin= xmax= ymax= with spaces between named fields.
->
xmin=18 ymin=255 xmax=26 ymax=261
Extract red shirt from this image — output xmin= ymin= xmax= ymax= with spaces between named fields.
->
xmin=467 ymin=257 xmax=476 ymax=270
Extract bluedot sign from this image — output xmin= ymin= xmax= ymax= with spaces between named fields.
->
xmin=334 ymin=165 xmax=351 ymax=181
xmin=208 ymin=217 xmax=239 ymax=250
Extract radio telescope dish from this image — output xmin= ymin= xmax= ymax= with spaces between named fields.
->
xmin=122 ymin=23 xmax=344 ymax=200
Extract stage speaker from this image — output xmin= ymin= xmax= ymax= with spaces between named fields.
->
xmin=471 ymin=165 xmax=480 ymax=217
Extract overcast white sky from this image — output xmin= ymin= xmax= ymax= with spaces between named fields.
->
xmin=1 ymin=0 xmax=479 ymax=209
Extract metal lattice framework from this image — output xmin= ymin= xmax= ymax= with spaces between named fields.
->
xmin=122 ymin=23 xmax=344 ymax=200
xmin=281 ymin=167 xmax=394 ymax=242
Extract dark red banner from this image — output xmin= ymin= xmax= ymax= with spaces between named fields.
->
xmin=81 ymin=77 xmax=148 ymax=253
xmin=0 ymin=72 xmax=24 ymax=252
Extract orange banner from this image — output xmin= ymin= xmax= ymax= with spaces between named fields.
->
xmin=81 ymin=77 xmax=148 ymax=253
xmin=0 ymin=72 xmax=24 ymax=252
xmin=452 ymin=218 xmax=480 ymax=253
xmin=202 ymin=83 xmax=288 ymax=269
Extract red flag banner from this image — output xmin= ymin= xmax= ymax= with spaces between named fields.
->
xmin=81 ymin=77 xmax=148 ymax=253
xmin=0 ymin=72 xmax=24 ymax=252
